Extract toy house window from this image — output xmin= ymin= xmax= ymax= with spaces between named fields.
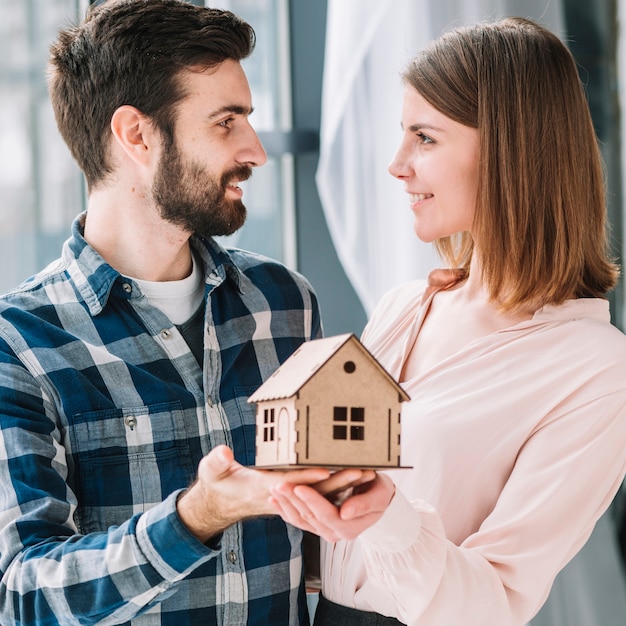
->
xmin=333 ymin=406 xmax=365 ymax=440
xmin=263 ymin=408 xmax=276 ymax=442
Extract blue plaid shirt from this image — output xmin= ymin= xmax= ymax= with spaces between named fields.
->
xmin=0 ymin=214 xmax=322 ymax=625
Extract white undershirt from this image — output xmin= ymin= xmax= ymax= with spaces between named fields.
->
xmin=128 ymin=252 xmax=205 ymax=325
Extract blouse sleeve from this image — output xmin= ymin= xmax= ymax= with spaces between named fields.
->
xmin=358 ymin=389 xmax=626 ymax=626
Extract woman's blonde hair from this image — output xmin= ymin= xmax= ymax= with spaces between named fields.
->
xmin=402 ymin=17 xmax=619 ymax=309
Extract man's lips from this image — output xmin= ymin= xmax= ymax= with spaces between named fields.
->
xmin=225 ymin=181 xmax=244 ymax=197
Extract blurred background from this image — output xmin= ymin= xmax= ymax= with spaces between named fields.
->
xmin=1 ymin=0 xmax=625 ymax=623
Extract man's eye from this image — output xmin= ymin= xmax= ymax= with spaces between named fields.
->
xmin=219 ymin=118 xmax=234 ymax=128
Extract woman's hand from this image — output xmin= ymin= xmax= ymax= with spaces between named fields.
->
xmin=269 ymin=470 xmax=396 ymax=542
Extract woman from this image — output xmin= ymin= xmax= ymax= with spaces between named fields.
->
xmin=270 ymin=17 xmax=626 ymax=626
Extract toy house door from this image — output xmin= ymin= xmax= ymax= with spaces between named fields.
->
xmin=274 ymin=407 xmax=292 ymax=464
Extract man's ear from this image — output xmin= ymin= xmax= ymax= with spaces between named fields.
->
xmin=110 ymin=105 xmax=160 ymax=167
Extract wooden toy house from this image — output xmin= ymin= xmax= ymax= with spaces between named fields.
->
xmin=249 ymin=333 xmax=410 ymax=469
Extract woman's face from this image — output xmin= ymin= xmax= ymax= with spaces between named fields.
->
xmin=388 ymin=86 xmax=480 ymax=243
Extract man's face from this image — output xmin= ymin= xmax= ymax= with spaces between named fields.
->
xmin=152 ymin=137 xmax=252 ymax=237
xmin=152 ymin=60 xmax=267 ymax=238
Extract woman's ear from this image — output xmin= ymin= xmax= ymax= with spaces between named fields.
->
xmin=110 ymin=105 xmax=160 ymax=168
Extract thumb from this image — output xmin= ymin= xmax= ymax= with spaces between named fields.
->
xmin=204 ymin=445 xmax=236 ymax=477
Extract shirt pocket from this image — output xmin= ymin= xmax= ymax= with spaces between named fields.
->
xmin=69 ymin=401 xmax=195 ymax=534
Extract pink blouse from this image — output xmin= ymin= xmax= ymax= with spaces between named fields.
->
xmin=320 ymin=273 xmax=626 ymax=625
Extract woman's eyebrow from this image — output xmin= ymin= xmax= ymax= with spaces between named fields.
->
xmin=401 ymin=122 xmax=444 ymax=133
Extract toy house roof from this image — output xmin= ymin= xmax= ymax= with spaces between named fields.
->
xmin=248 ymin=333 xmax=409 ymax=403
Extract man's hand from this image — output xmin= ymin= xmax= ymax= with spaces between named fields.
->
xmin=176 ymin=446 xmax=375 ymax=543
xmin=268 ymin=471 xmax=396 ymax=542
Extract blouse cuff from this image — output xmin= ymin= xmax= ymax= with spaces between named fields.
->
xmin=360 ymin=490 xmax=427 ymax=552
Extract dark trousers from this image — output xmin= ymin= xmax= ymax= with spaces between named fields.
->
xmin=313 ymin=593 xmax=406 ymax=626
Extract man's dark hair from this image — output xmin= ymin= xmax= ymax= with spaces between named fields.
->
xmin=47 ymin=0 xmax=256 ymax=190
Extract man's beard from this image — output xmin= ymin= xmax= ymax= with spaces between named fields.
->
xmin=152 ymin=140 xmax=251 ymax=238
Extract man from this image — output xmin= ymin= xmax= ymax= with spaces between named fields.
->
xmin=0 ymin=1 xmax=366 ymax=623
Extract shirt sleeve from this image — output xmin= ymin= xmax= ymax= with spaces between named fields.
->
xmin=0 ymin=344 xmax=218 ymax=625
xmin=357 ymin=389 xmax=626 ymax=626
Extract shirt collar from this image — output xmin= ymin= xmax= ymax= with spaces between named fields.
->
xmin=62 ymin=212 xmax=244 ymax=316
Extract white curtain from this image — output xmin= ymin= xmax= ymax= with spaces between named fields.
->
xmin=316 ymin=0 xmax=626 ymax=624
xmin=315 ymin=0 xmax=438 ymax=317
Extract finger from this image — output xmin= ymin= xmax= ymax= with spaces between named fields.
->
xmin=291 ymin=484 xmax=351 ymax=534
xmin=270 ymin=488 xmax=336 ymax=539
xmin=313 ymin=469 xmax=374 ymax=498
xmin=278 ymin=467 xmax=332 ymax=485
xmin=269 ymin=493 xmax=317 ymax=533
xmin=276 ymin=496 xmax=341 ymax=542
xmin=357 ymin=470 xmax=377 ymax=484
xmin=339 ymin=475 xmax=395 ymax=520
xmin=273 ymin=483 xmax=342 ymax=537
xmin=291 ymin=485 xmax=367 ymax=542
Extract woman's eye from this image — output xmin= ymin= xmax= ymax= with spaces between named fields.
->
xmin=417 ymin=132 xmax=433 ymax=144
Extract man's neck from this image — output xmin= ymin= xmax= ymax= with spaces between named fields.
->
xmin=83 ymin=192 xmax=194 ymax=282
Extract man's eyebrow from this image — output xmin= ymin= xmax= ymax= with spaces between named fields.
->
xmin=207 ymin=104 xmax=254 ymax=120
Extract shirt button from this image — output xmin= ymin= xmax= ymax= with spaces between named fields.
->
xmin=122 ymin=283 xmax=132 ymax=293
xmin=160 ymin=329 xmax=171 ymax=339
xmin=227 ymin=550 xmax=237 ymax=564
xmin=124 ymin=415 xmax=137 ymax=430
